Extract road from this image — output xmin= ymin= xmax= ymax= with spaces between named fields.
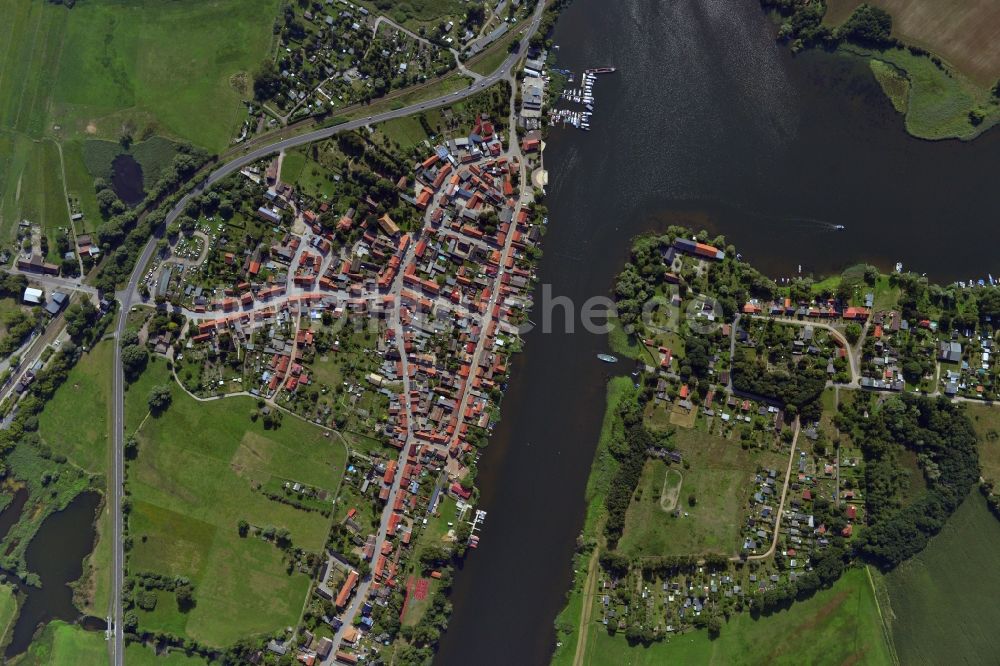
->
xmin=747 ymin=418 xmax=800 ymax=562
xmin=106 ymin=2 xmax=548 ymax=664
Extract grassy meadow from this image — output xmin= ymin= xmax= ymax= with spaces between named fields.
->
xmin=126 ymin=359 xmax=346 ymax=646
xmin=617 ymin=429 xmax=780 ymax=558
xmin=964 ymin=402 xmax=1000 ymax=483
xmin=12 ymin=621 xmax=106 ymax=666
xmin=582 ymin=567 xmax=892 ymax=666
xmin=38 ymin=340 xmax=113 ymax=476
xmin=0 ymin=0 xmax=279 ymax=240
xmin=879 ymin=493 xmax=1000 ymax=665
xmin=0 ymin=583 xmax=16 ymax=647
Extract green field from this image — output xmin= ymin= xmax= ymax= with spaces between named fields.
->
xmin=848 ymin=46 xmax=1000 ymax=140
xmin=582 ymin=567 xmax=892 ymax=665
xmin=378 ymin=115 xmax=432 ymax=149
xmin=0 ymin=0 xmax=280 ymax=238
xmin=13 ymin=621 xmax=107 ymax=666
xmin=0 ymin=583 xmax=16 ymax=647
xmin=880 ymin=493 xmax=1000 ymax=665
xmin=61 ymin=139 xmax=101 ymax=233
xmin=468 ymin=29 xmax=520 ymax=77
xmin=17 ymin=138 xmax=69 ymax=261
xmin=126 ymin=359 xmax=345 ymax=646
xmin=39 ymin=340 xmax=113 ymax=476
xmin=964 ymin=403 xmax=1000 ymax=483
xmin=125 ymin=640 xmax=210 ymax=666
xmin=617 ymin=429 xmax=774 ymax=558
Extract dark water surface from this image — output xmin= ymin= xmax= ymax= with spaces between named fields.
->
xmin=111 ymin=153 xmax=145 ymax=206
xmin=5 ymin=491 xmax=102 ymax=657
xmin=0 ymin=488 xmax=29 ymax=544
xmin=435 ymin=1 xmax=1000 ymax=664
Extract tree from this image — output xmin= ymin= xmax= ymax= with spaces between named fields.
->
xmin=687 ymin=493 xmax=697 ymax=507
xmin=837 ymin=4 xmax=893 ymax=46
xmin=121 ymin=344 xmax=149 ymax=380
xmin=124 ymin=436 xmax=138 ymax=460
xmin=844 ymin=322 xmax=862 ymax=344
xmin=175 ymin=583 xmax=195 ymax=612
xmin=237 ymin=519 xmax=249 ymax=537
xmin=147 ymin=384 xmax=173 ymax=415
xmin=253 ymin=60 xmax=282 ymax=101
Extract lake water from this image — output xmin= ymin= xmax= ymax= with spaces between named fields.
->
xmin=435 ymin=1 xmax=1000 ymax=665
xmin=5 ymin=490 xmax=102 ymax=658
xmin=111 ymin=153 xmax=145 ymax=206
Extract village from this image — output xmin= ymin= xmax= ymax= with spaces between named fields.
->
xmin=59 ymin=52 xmax=551 ymax=665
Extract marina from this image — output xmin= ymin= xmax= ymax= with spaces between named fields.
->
xmin=551 ymin=67 xmax=616 ymax=131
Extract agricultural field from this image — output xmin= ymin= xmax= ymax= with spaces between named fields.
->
xmin=582 ymin=567 xmax=892 ymax=666
xmin=880 ymin=494 xmax=1000 ymax=665
xmin=125 ymin=359 xmax=347 ymax=646
xmin=38 ymin=340 xmax=113 ymax=476
xmin=617 ymin=429 xmax=782 ymax=558
xmin=826 ymin=0 xmax=1000 ymax=86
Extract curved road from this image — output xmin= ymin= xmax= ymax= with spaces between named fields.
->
xmin=108 ymin=3 xmax=547 ymax=664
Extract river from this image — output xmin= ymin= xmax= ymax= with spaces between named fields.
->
xmin=435 ymin=0 xmax=1000 ymax=664
xmin=5 ymin=490 xmax=102 ymax=658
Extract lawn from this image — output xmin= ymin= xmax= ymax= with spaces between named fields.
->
xmin=378 ymin=115 xmax=431 ymax=149
xmin=617 ymin=429 xmax=774 ymax=558
xmin=880 ymin=493 xmax=1000 ymax=665
xmin=280 ymin=150 xmax=307 ymax=184
xmin=582 ymin=567 xmax=892 ymax=665
xmin=126 ymin=359 xmax=346 ymax=646
xmin=38 ymin=339 xmax=113 ymax=476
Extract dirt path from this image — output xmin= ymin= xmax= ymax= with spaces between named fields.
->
xmin=659 ymin=468 xmax=682 ymax=512
xmin=747 ymin=417 xmax=800 ymax=561
xmin=572 ymin=549 xmax=600 ymax=666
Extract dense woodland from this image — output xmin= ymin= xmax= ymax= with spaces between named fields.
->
xmin=836 ymin=394 xmax=979 ymax=568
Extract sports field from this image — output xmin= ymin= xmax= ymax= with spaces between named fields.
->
xmin=582 ymin=567 xmax=892 ymax=666
xmin=826 ymin=0 xmax=1000 ymax=86
xmin=126 ymin=360 xmax=346 ymax=645
xmin=881 ymin=493 xmax=1000 ymax=665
